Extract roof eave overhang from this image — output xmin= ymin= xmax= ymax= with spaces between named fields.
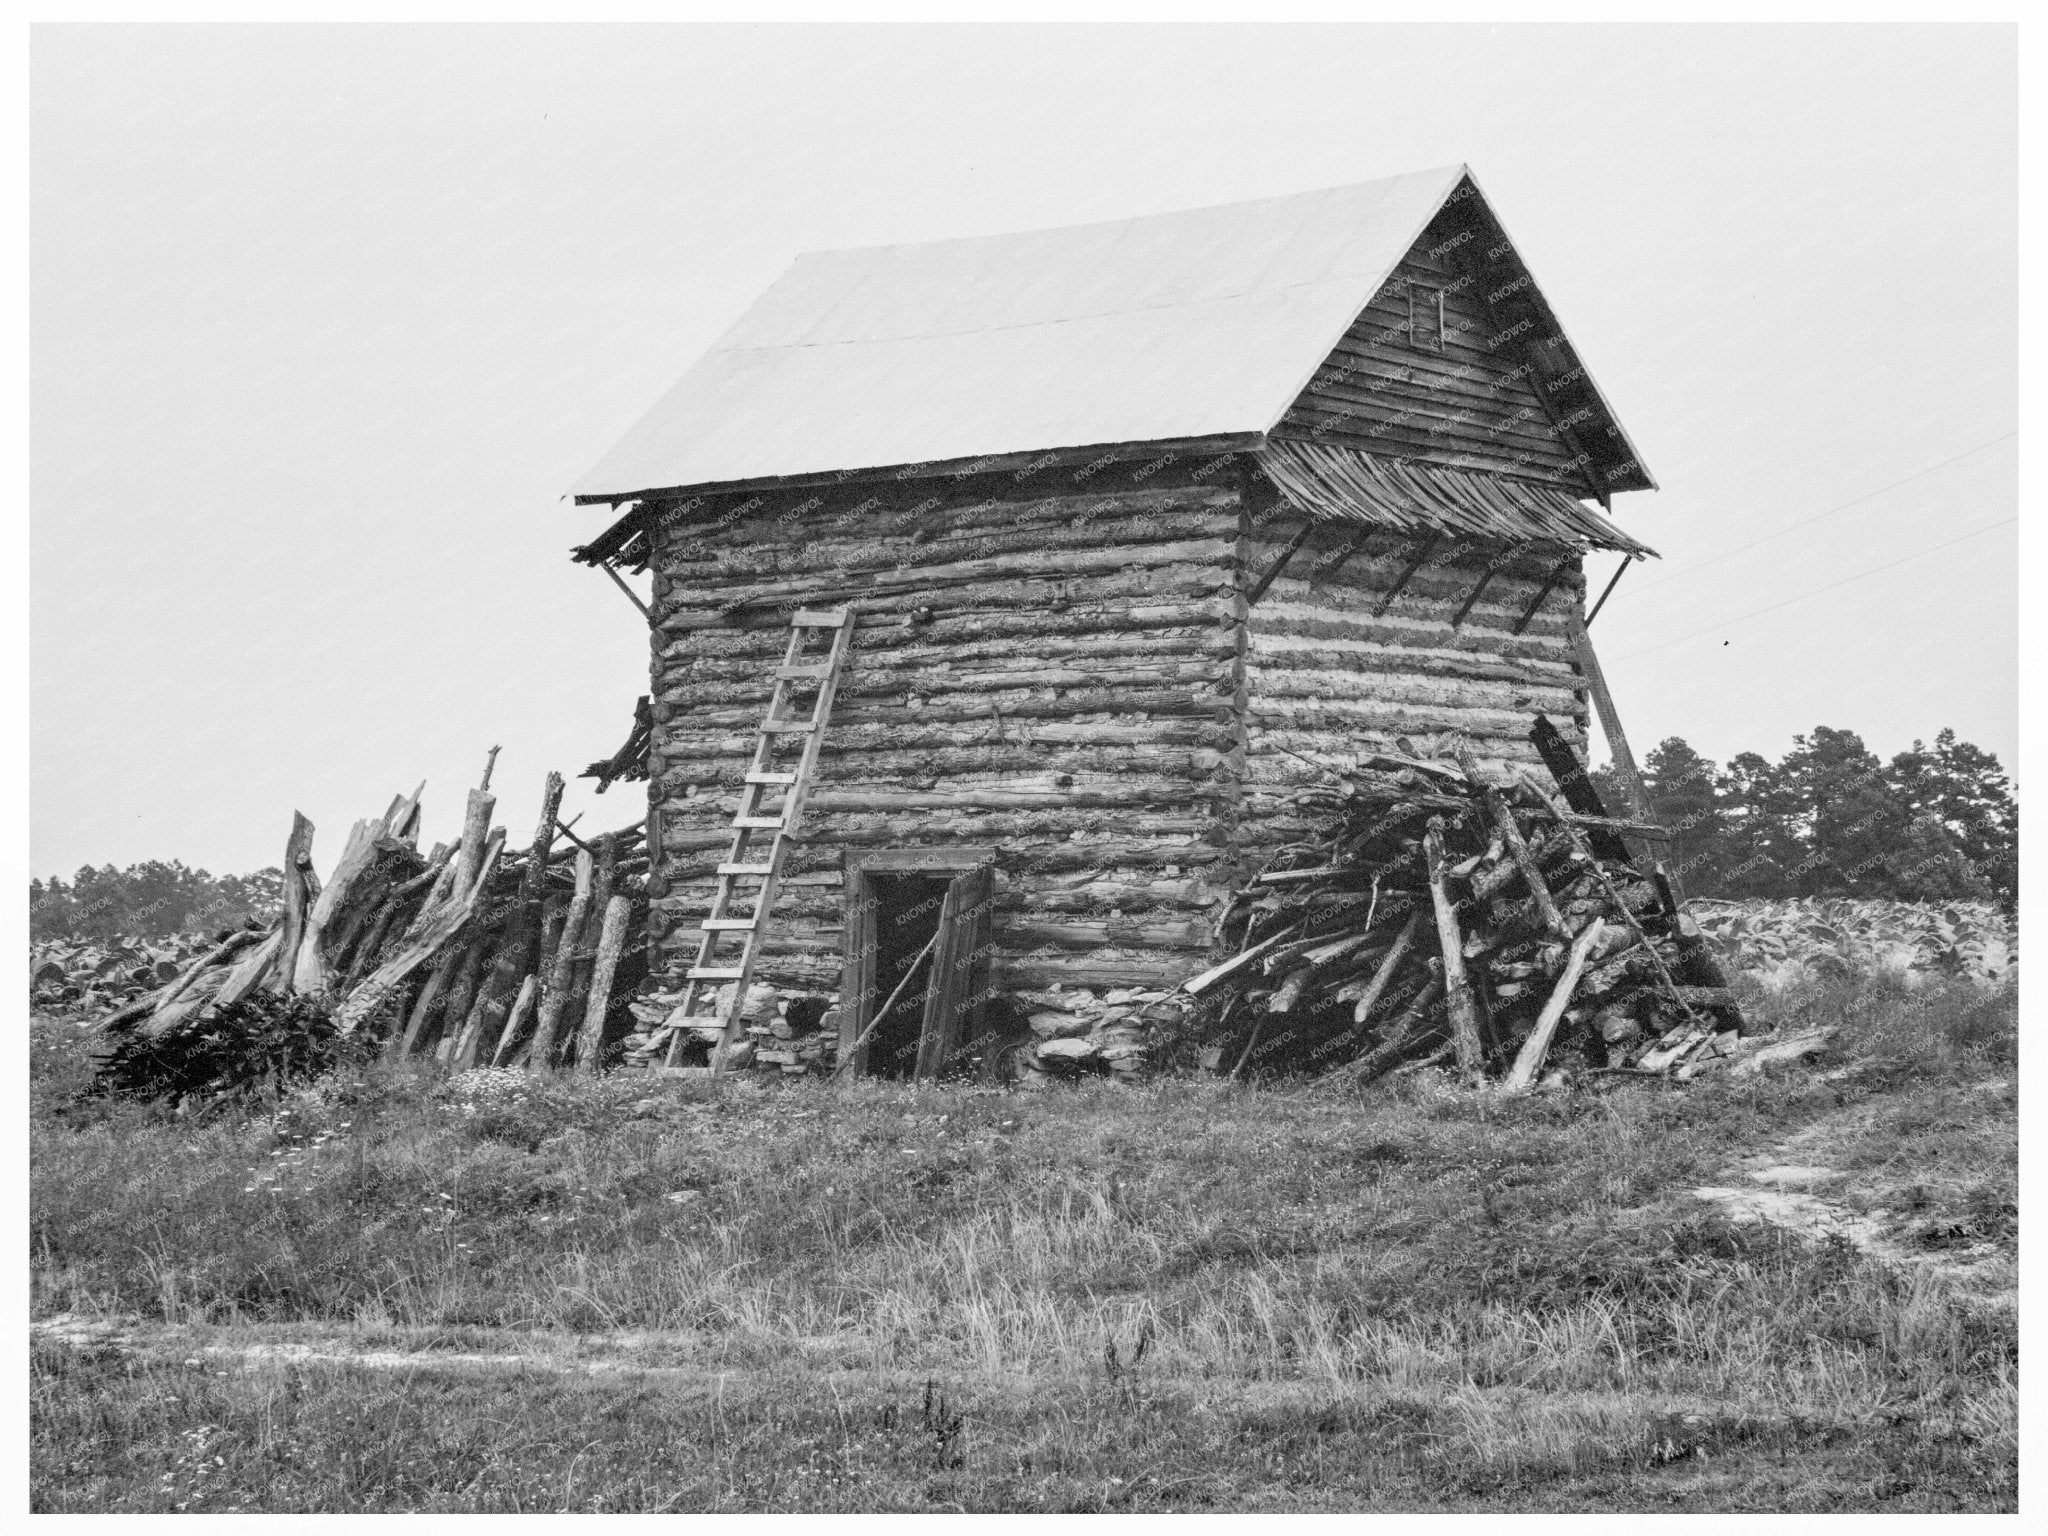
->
xmin=1444 ymin=169 xmax=1657 ymax=497
xmin=570 ymin=431 xmax=1266 ymax=565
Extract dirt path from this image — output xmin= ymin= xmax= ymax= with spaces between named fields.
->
xmin=31 ymin=1314 xmax=753 ymax=1380
xmin=1690 ymin=1085 xmax=2014 ymax=1306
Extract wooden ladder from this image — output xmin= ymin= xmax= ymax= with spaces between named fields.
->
xmin=657 ymin=606 xmax=857 ymax=1077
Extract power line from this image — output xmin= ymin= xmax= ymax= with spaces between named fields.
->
xmin=1613 ymin=517 xmax=2016 ymax=661
xmin=1607 ymin=432 xmax=2017 ymax=601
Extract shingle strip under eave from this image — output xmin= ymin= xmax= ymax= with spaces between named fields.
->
xmin=1256 ymin=442 xmax=1656 ymax=558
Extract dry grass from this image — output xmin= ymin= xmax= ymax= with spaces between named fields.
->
xmin=30 ymin=971 xmax=2018 ymax=1511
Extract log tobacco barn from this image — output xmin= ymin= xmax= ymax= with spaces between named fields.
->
xmin=568 ymin=163 xmax=1659 ymax=1079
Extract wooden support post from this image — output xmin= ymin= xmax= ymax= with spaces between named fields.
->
xmin=1565 ymin=604 xmax=1649 ymax=824
xmin=1423 ymin=817 xmax=1487 ymax=1084
xmin=1244 ymin=521 xmax=1314 ymax=605
xmin=1373 ymin=533 xmax=1442 ymax=617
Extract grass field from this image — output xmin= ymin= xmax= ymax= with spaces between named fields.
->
xmin=29 ymin=971 xmax=2017 ymax=1512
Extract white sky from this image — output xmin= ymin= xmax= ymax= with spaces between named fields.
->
xmin=30 ymin=24 xmax=2017 ymax=882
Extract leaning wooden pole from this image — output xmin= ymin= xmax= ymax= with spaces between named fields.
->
xmin=465 ymin=771 xmax=565 ymax=1065
xmin=525 ymin=849 xmax=595 ymax=1071
xmin=1566 ymin=605 xmax=1649 ymax=823
xmin=574 ymin=894 xmax=634 ymax=1074
xmin=1457 ymin=747 xmax=1567 ymax=939
xmin=266 ymin=813 xmax=317 ymax=993
xmin=1422 ymin=816 xmax=1487 ymax=1085
xmin=1504 ymin=917 xmax=1605 ymax=1092
xmin=1519 ymin=772 xmax=1706 ymax=1034
xmin=491 ymin=975 xmax=540 ymax=1068
xmin=1346 ymin=909 xmax=1424 ymax=1024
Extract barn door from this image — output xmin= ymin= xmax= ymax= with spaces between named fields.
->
xmin=913 ymin=862 xmax=994 ymax=1080
xmin=840 ymin=848 xmax=995 ymax=1080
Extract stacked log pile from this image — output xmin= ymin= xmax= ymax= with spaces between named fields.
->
xmin=1187 ymin=720 xmax=1746 ymax=1088
xmin=89 ymin=759 xmax=651 ymax=1075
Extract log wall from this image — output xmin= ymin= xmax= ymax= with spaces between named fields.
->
xmin=644 ymin=460 xmax=1249 ymax=998
xmin=1238 ymin=515 xmax=1593 ymax=873
xmin=640 ymin=454 xmax=1601 ymax=1010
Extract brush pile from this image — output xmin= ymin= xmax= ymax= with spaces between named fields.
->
xmin=88 ymin=757 xmax=652 ymax=1084
xmin=1189 ymin=718 xmax=1746 ymax=1088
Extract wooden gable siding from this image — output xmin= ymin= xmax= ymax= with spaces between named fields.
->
xmin=1271 ymin=249 xmax=1593 ymax=493
xmin=644 ymin=462 xmax=1247 ymax=996
xmin=1236 ymin=517 xmax=1593 ymax=869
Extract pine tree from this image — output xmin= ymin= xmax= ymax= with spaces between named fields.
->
xmin=1640 ymin=737 xmax=1727 ymax=893
xmin=1889 ymin=729 xmax=2018 ymax=908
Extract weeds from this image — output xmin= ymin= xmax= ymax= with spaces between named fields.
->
xmin=29 ymin=970 xmax=2017 ymax=1511
xmin=1103 ymin=1319 xmax=1154 ymax=1411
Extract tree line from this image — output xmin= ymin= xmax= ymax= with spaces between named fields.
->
xmin=28 ymin=724 xmax=2017 ymax=940
xmin=1598 ymin=726 xmax=2016 ymax=909
xmin=30 ymin=862 xmax=284 ymax=944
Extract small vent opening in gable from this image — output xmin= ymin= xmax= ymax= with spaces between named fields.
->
xmin=1406 ymin=284 xmax=1444 ymax=353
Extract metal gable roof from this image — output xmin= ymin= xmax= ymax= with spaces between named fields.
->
xmin=570 ymin=165 xmax=1651 ymax=504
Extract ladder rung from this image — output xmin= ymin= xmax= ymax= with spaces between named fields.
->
xmin=744 ymin=770 xmax=798 ymax=785
xmin=717 ymin=861 xmax=775 ymax=876
xmin=731 ymin=814 xmax=785 ymax=830
xmin=701 ymin=916 xmax=758 ymax=931
xmin=775 ymin=663 xmax=833 ymax=681
xmin=790 ymin=608 xmax=852 ymax=627
xmin=757 ymin=720 xmax=815 ymax=734
xmin=687 ymin=966 xmax=746 ymax=981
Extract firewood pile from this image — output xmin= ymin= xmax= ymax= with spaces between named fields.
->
xmin=1188 ymin=718 xmax=1746 ymax=1089
xmin=89 ymin=757 xmax=651 ymax=1076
